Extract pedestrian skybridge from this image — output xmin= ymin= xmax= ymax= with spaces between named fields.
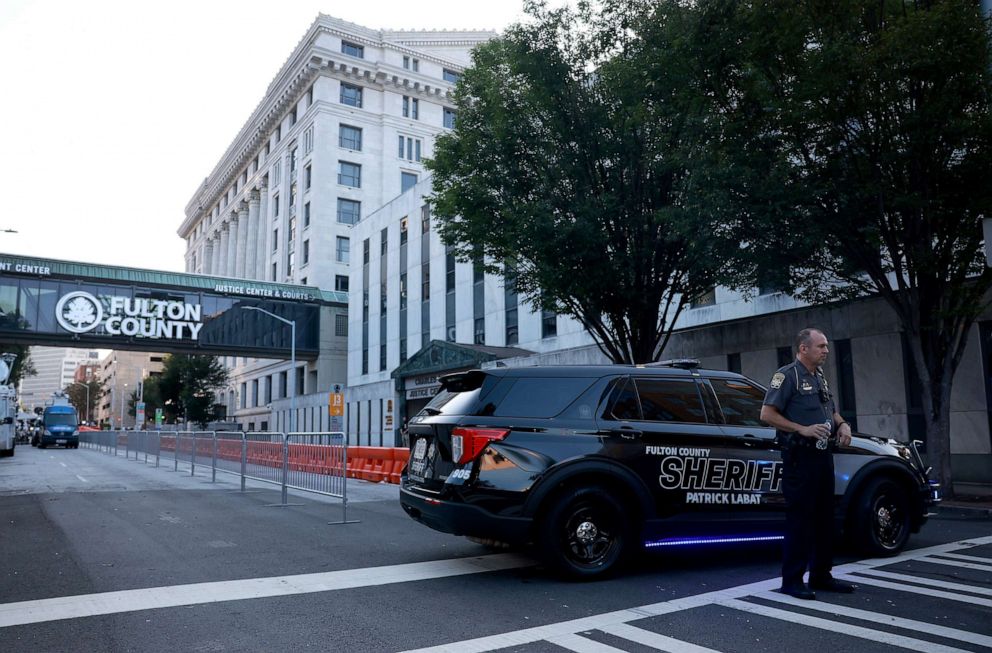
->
xmin=0 ymin=253 xmax=346 ymax=360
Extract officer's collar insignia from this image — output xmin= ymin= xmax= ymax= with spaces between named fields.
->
xmin=770 ymin=372 xmax=785 ymax=389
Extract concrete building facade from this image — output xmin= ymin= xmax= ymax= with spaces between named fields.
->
xmin=95 ymin=351 xmax=165 ymax=428
xmin=178 ymin=15 xmax=495 ymax=432
xmin=18 ymin=347 xmax=101 ymax=411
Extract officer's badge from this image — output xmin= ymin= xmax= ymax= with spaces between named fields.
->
xmin=770 ymin=372 xmax=785 ymax=389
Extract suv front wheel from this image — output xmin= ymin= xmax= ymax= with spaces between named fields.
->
xmin=538 ymin=485 xmax=631 ymax=580
xmin=852 ymin=476 xmax=911 ymax=556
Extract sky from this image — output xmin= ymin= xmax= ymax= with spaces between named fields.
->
xmin=0 ymin=0 xmax=530 ymax=274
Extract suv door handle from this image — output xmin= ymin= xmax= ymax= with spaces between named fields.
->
xmin=609 ymin=427 xmax=642 ymax=440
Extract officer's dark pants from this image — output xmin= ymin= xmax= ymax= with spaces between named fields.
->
xmin=781 ymin=444 xmax=835 ymax=588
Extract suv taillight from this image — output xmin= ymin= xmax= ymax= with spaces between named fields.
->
xmin=451 ymin=427 xmax=509 ymax=465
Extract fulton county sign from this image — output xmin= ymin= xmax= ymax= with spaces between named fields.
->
xmin=55 ymin=292 xmax=204 ymax=340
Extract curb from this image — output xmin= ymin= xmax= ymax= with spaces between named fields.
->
xmin=933 ymin=504 xmax=992 ymax=520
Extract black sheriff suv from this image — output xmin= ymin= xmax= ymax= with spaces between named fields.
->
xmin=400 ymin=362 xmax=939 ymax=579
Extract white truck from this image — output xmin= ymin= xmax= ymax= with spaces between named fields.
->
xmin=0 ymin=356 xmax=17 ymax=457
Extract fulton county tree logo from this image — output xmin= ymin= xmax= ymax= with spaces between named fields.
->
xmin=56 ymin=291 xmax=104 ymax=334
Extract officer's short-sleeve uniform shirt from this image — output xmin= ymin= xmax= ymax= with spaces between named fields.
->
xmin=763 ymin=360 xmax=835 ymax=437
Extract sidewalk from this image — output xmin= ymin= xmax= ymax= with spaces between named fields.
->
xmin=935 ymin=494 xmax=992 ymax=520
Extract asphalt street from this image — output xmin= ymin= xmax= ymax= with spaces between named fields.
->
xmin=1 ymin=444 xmax=990 ymax=653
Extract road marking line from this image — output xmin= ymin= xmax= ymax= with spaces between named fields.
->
xmin=548 ymin=633 xmax=629 ymax=653
xmin=718 ymin=599 xmax=973 ymax=653
xmin=756 ymin=590 xmax=992 ymax=648
xmin=75 ymin=475 xmax=88 ymax=483
xmin=853 ymin=568 xmax=992 ymax=597
xmin=837 ymin=574 xmax=992 ymax=607
xmin=599 ymin=623 xmax=723 ymax=652
xmin=930 ymin=552 xmax=992 ymax=566
xmin=0 ymin=554 xmax=532 ymax=629
xmin=917 ymin=556 xmax=992 ymax=572
xmin=399 ymin=535 xmax=992 ymax=653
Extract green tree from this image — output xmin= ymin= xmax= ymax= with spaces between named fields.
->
xmin=427 ymin=0 xmax=729 ymax=363
xmin=153 ymin=355 xmax=228 ymax=428
xmin=65 ymin=379 xmax=102 ymax=424
xmin=686 ymin=0 xmax=992 ymax=495
xmin=127 ymin=378 xmax=163 ymax=426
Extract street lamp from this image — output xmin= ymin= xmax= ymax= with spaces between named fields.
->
xmin=119 ymin=383 xmax=128 ymax=429
xmin=70 ymin=382 xmax=90 ymax=424
xmin=240 ymin=306 xmax=296 ymax=433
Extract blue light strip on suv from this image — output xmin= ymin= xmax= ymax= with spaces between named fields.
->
xmin=644 ymin=534 xmax=784 ymax=548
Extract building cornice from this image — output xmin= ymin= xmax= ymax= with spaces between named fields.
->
xmin=179 ymin=15 xmax=494 ymax=239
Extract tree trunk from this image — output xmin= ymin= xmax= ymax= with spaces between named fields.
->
xmin=906 ymin=331 xmax=956 ymax=499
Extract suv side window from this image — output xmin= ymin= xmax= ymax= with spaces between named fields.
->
xmin=634 ymin=378 xmax=707 ymax=423
xmin=605 ymin=377 xmax=641 ymax=420
xmin=709 ymin=378 xmax=765 ymax=426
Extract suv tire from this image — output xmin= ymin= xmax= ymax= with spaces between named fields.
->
xmin=538 ymin=485 xmax=631 ymax=580
xmin=853 ymin=476 xmax=911 ymax=556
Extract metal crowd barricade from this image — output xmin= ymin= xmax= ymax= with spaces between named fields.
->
xmin=287 ymin=432 xmax=357 ymax=524
xmin=76 ymin=428 xmax=359 ymax=525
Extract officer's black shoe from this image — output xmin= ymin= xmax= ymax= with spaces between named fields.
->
xmin=809 ymin=577 xmax=856 ymax=594
xmin=779 ymin=584 xmax=816 ymax=600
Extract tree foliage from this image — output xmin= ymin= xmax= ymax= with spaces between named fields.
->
xmin=148 ymin=355 xmax=228 ymax=428
xmin=427 ymin=0 xmax=730 ymax=363
xmin=65 ymin=379 xmax=102 ymax=424
xmin=685 ymin=0 xmax=992 ymax=493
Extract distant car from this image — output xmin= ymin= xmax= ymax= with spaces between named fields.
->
xmin=400 ymin=363 xmax=939 ymax=579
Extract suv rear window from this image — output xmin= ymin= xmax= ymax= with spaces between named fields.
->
xmin=487 ymin=377 xmax=595 ymax=418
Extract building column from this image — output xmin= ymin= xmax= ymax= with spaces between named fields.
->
xmin=217 ymin=225 xmax=229 ymax=277
xmin=234 ymin=202 xmax=248 ymax=278
xmin=257 ymin=184 xmax=269 ymax=280
xmin=203 ymin=238 xmax=214 ymax=276
xmin=227 ymin=212 xmax=239 ymax=277
xmin=245 ymin=190 xmax=260 ymax=280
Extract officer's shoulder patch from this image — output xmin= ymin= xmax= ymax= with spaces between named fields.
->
xmin=770 ymin=372 xmax=785 ymax=389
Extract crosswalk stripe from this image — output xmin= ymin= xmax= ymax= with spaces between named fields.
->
xmin=855 ymin=568 xmax=992 ymax=597
xmin=756 ymin=590 xmax=992 ymax=648
xmin=918 ymin=556 xmax=992 ymax=572
xmin=717 ymin=599 xmax=975 ymax=653
xmin=549 ymin=633 xmax=630 ymax=653
xmin=930 ymin=552 xmax=992 ymax=566
xmin=599 ymin=623 xmax=723 ymax=653
xmin=837 ymin=574 xmax=992 ymax=607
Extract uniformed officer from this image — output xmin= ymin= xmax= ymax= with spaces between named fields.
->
xmin=760 ymin=328 xmax=856 ymax=600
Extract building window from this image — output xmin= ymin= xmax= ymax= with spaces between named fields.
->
xmin=252 ymin=379 xmax=259 ymax=407
xmin=337 ymin=198 xmax=361 ymax=225
xmin=380 ymin=343 xmax=387 ymax=370
xmin=302 ymin=239 xmax=309 ymax=265
xmin=279 ymin=371 xmax=288 ymax=399
xmin=304 ymin=164 xmax=312 ymax=190
xmin=363 ymin=238 xmax=370 ymax=265
xmin=341 ymin=40 xmax=364 ymax=58
xmin=400 ymin=216 xmax=408 ymax=245
xmin=505 ymin=265 xmax=518 ymax=345
xmin=443 ymin=68 xmax=461 ymax=84
xmin=273 ymin=194 xmax=280 ymax=217
xmin=380 ymin=226 xmax=388 ymax=256
xmin=272 ymin=228 xmax=278 ymax=252
xmin=240 ymin=383 xmax=247 ymax=409
xmin=335 ymin=313 xmax=348 ymax=336
xmin=264 ymin=376 xmax=272 ymax=403
xmin=340 ymin=83 xmax=362 ymax=108
xmin=286 ymin=251 xmax=295 ymax=277
xmin=303 ymin=124 xmax=314 ymax=153
xmin=727 ymin=352 xmax=742 ymax=374
xmin=443 ymin=108 xmax=456 ymax=129
xmin=335 ymin=275 xmax=349 ymax=292
xmin=400 ymin=273 xmax=408 ymax=310
xmin=403 ymin=56 xmax=419 ymax=71
xmin=421 ymin=263 xmax=430 ymax=299
xmin=303 ymin=201 xmax=311 ymax=228
xmin=541 ymin=309 xmax=557 ymax=338
xmin=398 ymin=136 xmax=422 ymax=162
xmin=273 ymin=160 xmax=282 ymax=185
xmin=422 ymin=204 xmax=430 ymax=232
xmin=301 ymin=277 xmax=307 ymax=285
xmin=339 ymin=124 xmax=362 ymax=150
xmin=402 ymin=96 xmax=419 ymax=119
xmin=274 ymin=125 xmax=281 ymax=143
xmin=271 ymin=262 xmax=278 ymax=281
xmin=336 ymin=236 xmax=350 ymax=263
xmin=401 ymin=172 xmax=418 ymax=192
xmin=338 ymin=161 xmax=361 ymax=188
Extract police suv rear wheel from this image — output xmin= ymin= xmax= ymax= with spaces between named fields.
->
xmin=854 ymin=477 xmax=911 ymax=556
xmin=539 ymin=486 xmax=630 ymax=580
